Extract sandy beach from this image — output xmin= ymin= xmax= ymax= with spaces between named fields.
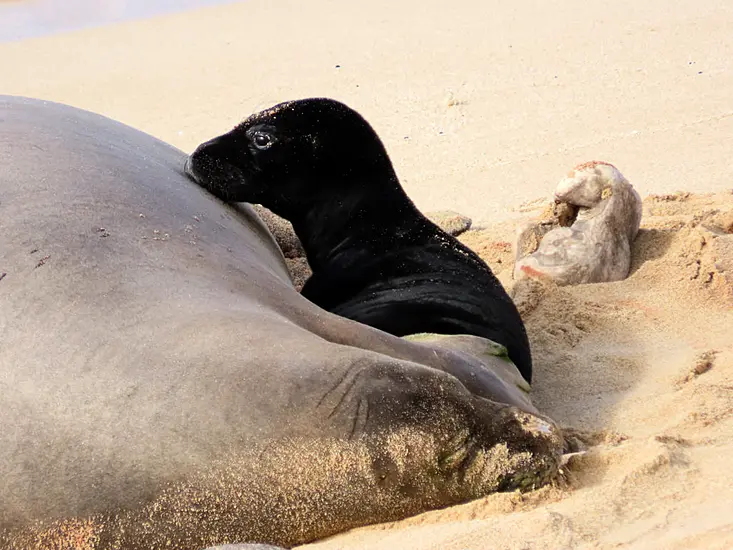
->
xmin=1 ymin=0 xmax=732 ymax=548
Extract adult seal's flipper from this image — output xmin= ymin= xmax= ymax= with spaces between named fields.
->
xmin=403 ymin=333 xmax=534 ymax=412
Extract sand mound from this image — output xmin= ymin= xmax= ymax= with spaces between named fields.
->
xmin=301 ymin=191 xmax=733 ymax=550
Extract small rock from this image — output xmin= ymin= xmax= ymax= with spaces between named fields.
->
xmin=425 ymin=210 xmax=472 ymax=236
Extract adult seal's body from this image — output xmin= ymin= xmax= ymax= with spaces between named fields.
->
xmin=186 ymin=98 xmax=533 ymax=383
xmin=1 ymin=96 xmax=560 ymax=549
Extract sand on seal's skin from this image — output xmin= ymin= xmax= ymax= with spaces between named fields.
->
xmin=1 ymin=0 xmax=732 ymax=548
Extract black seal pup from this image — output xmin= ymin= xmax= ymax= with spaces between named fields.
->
xmin=185 ymin=98 xmax=533 ymax=382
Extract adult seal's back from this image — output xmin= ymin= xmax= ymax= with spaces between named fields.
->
xmin=1 ymin=96 xmax=560 ymax=549
xmin=186 ymin=98 xmax=533 ymax=383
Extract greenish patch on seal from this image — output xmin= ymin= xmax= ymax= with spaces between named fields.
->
xmin=403 ymin=332 xmax=508 ymax=359
xmin=402 ymin=332 xmax=450 ymax=343
xmin=403 ymin=333 xmax=531 ymax=396
xmin=483 ymin=340 xmax=512 ymax=361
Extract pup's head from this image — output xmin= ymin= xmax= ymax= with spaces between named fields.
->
xmin=185 ymin=98 xmax=395 ymax=216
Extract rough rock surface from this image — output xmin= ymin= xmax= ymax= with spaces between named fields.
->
xmin=425 ymin=210 xmax=473 ymax=236
xmin=514 ymin=161 xmax=643 ymax=285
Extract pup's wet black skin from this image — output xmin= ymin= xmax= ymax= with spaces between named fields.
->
xmin=186 ymin=98 xmax=533 ymax=382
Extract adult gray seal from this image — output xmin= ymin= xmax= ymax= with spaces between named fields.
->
xmin=0 ymin=96 xmax=561 ymax=549
xmin=185 ymin=98 xmax=533 ymax=383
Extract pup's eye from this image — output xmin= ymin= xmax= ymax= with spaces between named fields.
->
xmin=252 ymin=131 xmax=275 ymax=150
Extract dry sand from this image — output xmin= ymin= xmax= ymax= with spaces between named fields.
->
xmin=1 ymin=0 xmax=732 ymax=548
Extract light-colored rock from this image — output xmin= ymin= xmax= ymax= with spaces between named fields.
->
xmin=514 ymin=161 xmax=642 ymax=285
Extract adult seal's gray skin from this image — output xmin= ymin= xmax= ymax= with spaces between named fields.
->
xmin=185 ymin=98 xmax=533 ymax=383
xmin=0 ymin=96 xmax=562 ymax=550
